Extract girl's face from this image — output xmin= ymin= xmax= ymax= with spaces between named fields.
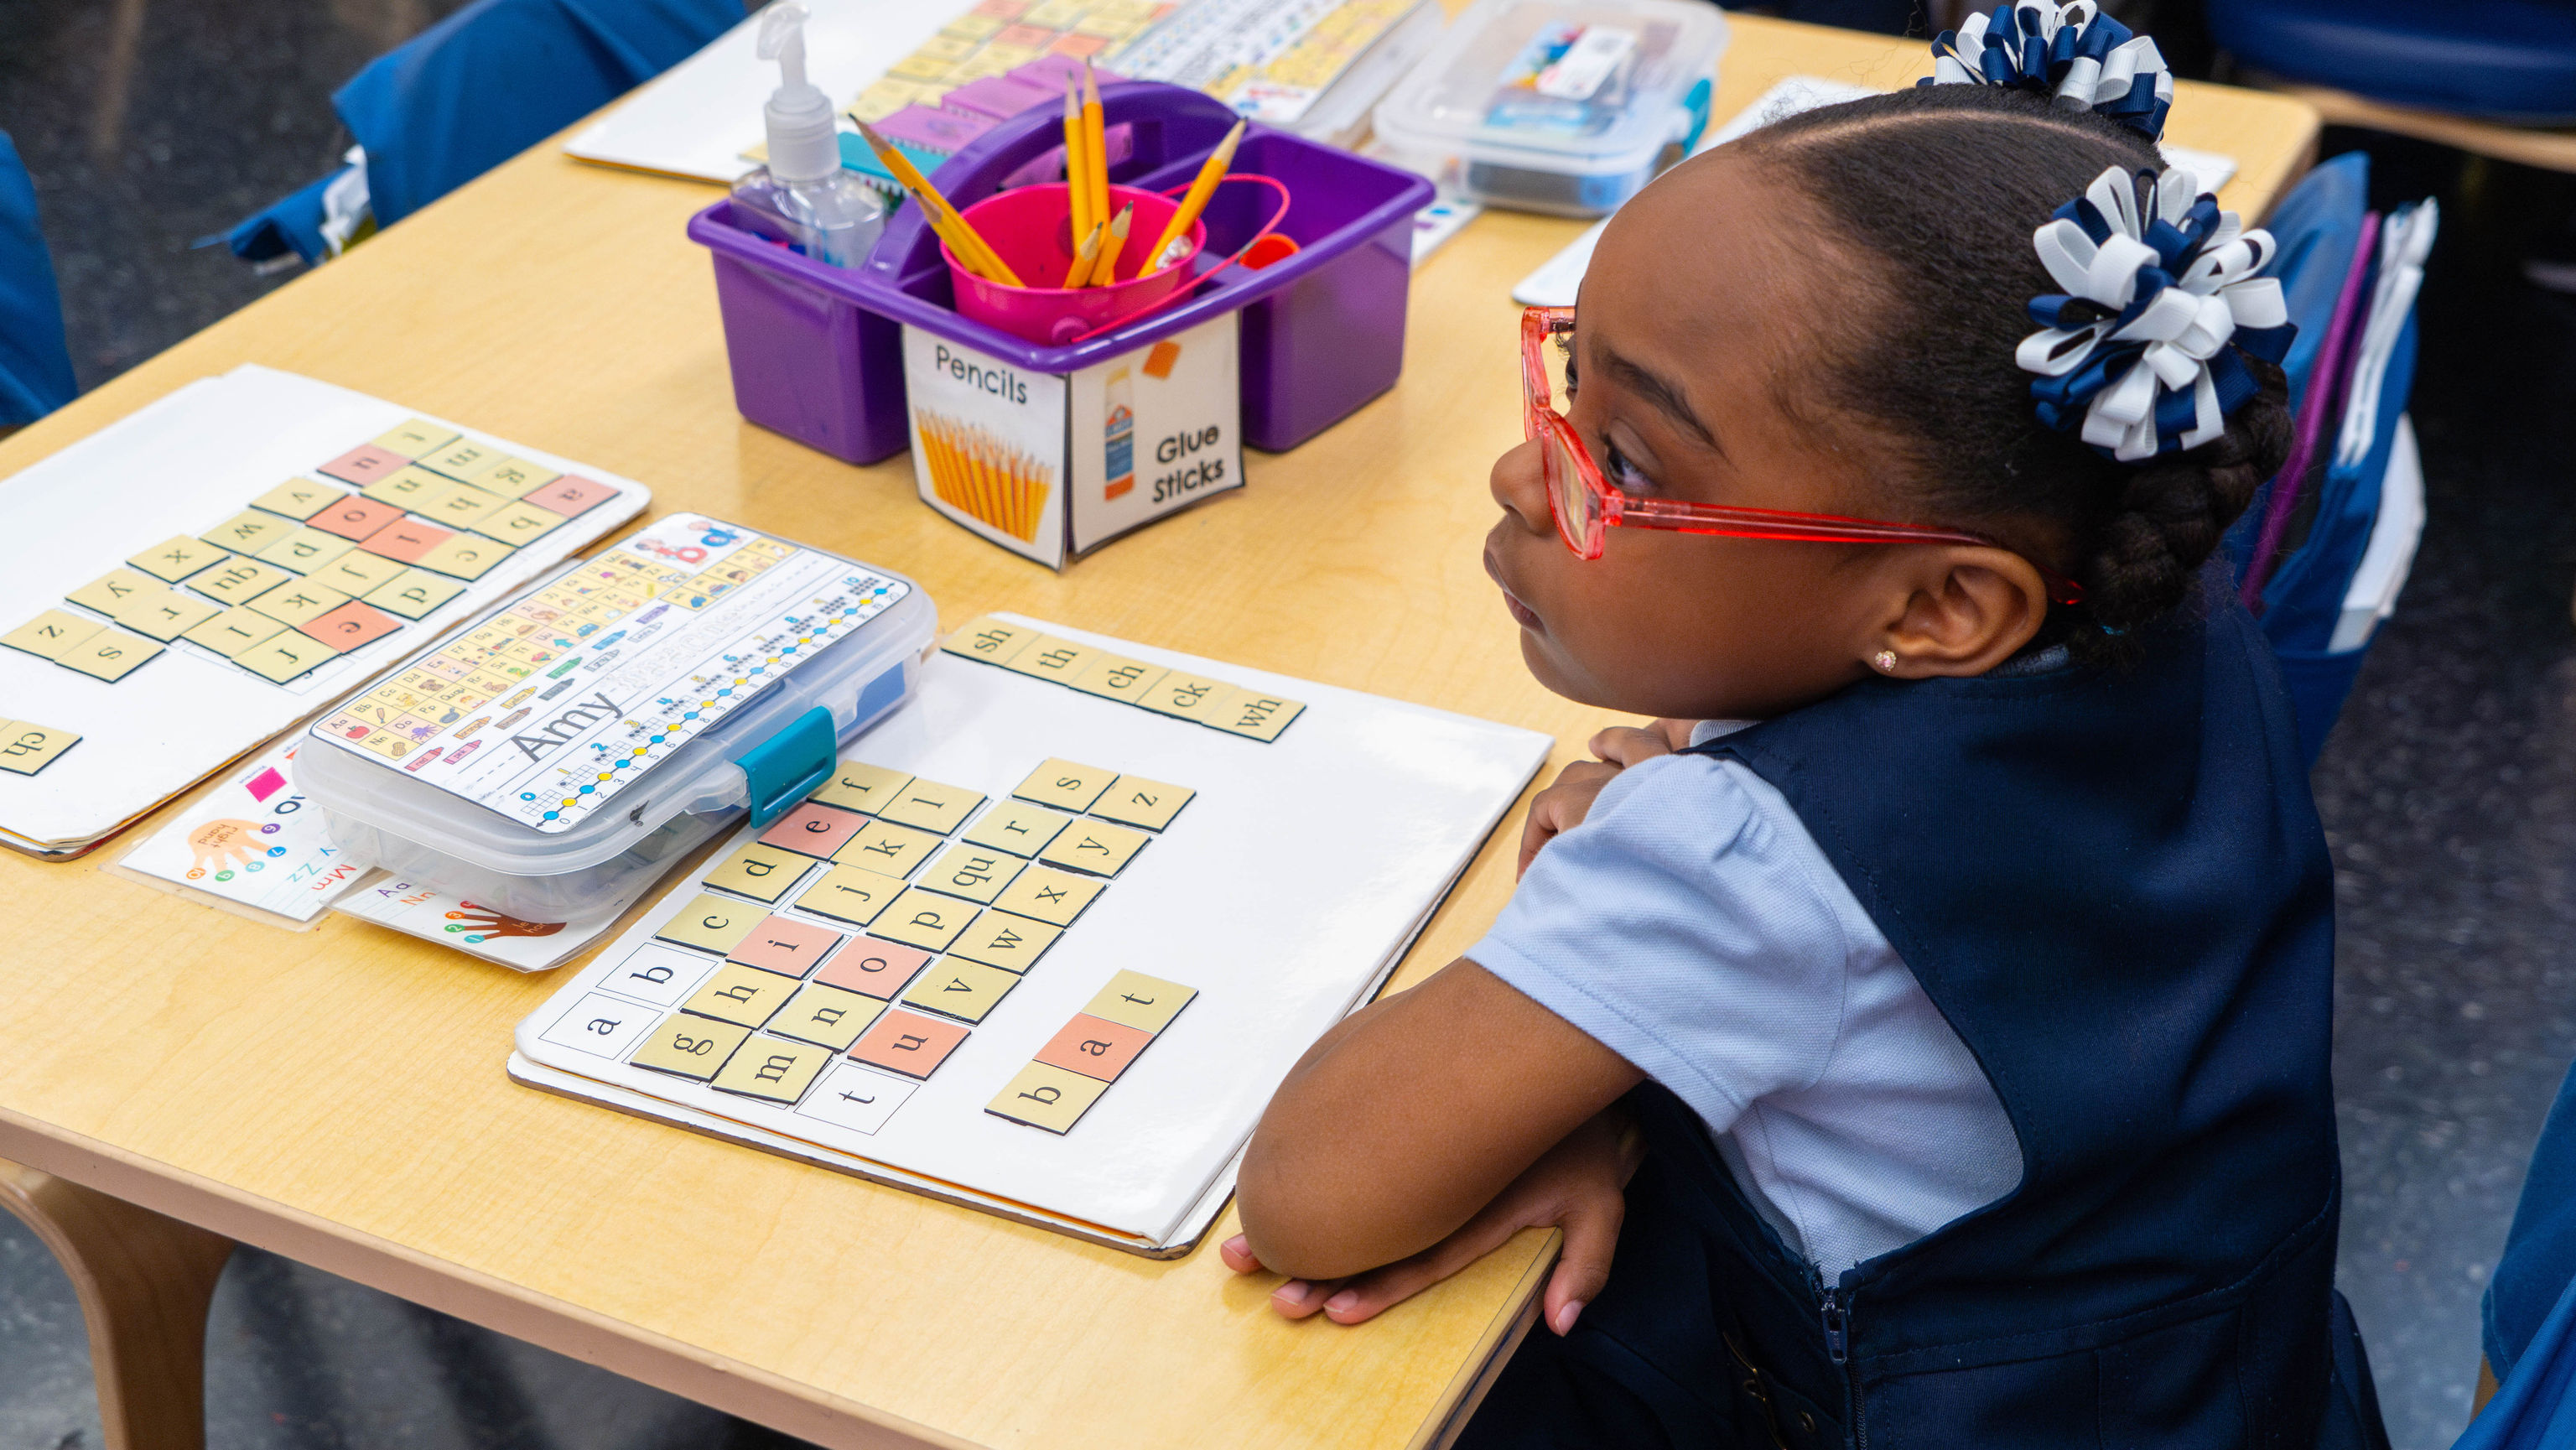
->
xmin=1483 ymin=152 xmax=2048 ymax=720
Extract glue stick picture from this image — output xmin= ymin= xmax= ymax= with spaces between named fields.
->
xmin=1104 ymin=366 xmax=1135 ymax=501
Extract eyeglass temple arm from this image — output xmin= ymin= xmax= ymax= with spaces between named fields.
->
xmin=1612 ymin=497 xmax=2088 ymax=604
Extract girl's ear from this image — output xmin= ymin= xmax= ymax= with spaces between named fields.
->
xmin=1870 ymin=546 xmax=2049 ymax=679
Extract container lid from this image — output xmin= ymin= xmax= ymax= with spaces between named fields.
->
xmin=298 ymin=515 xmax=931 ymax=876
xmin=1372 ymin=0 xmax=1726 ymax=177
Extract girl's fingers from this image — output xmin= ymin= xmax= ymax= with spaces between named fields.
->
xmin=1317 ymin=1208 xmax=1524 ymax=1324
xmin=1269 ymin=1276 xmax=1347 ymax=1319
xmin=1652 ymin=717 xmax=1699 ymax=751
xmin=1589 ymin=725 xmax=1675 ymax=767
xmin=1539 ymin=1183 xmax=1627 ymax=1335
xmin=1220 ymin=1234 xmax=1264 ymax=1274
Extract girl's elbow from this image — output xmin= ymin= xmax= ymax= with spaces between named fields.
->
xmin=1237 ymin=1142 xmax=1391 ymax=1281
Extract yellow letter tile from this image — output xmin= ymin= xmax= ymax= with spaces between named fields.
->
xmin=372 ymin=417 xmax=461 ymax=457
xmin=984 ymin=1062 xmax=1109 ymax=1134
xmin=938 ymin=614 xmax=1039 ymax=667
xmin=184 ymin=558 xmax=290 ymax=605
xmin=988 ymin=865 xmax=1103 ymax=926
xmin=653 ymin=892 xmax=761 ymax=954
xmin=118 ymin=588 xmax=220 ymax=642
xmin=961 ymin=800 xmax=1072 ymax=857
xmin=1090 ymin=775 xmax=1194 ymax=831
xmin=1209 ymin=691 xmax=1306 ymax=742
xmin=358 ymin=464 xmax=453 ymax=510
xmin=1010 ymin=756 xmax=1117 ymax=813
xmin=363 ymin=569 xmax=466 ymax=620
xmin=868 ymin=887 xmax=977 ymax=952
xmin=1068 ymin=653 xmax=1169 ymax=706
xmin=679 ymin=962 xmax=800 ymax=1029
xmin=703 ymin=843 xmax=813 ymax=904
xmin=918 ymin=844 xmax=1021 ymax=904
xmin=65 ymin=567 xmax=158 ymax=617
xmin=232 ymin=632 xmax=337 ymax=683
xmin=947 ymin=911 xmax=1061 ymax=974
xmin=248 ymin=477 xmax=345 ymax=521
xmin=418 ymin=481 xmax=510 ymax=530
xmin=479 ymin=502 xmax=571 ymax=546
xmin=125 ymin=536 xmax=226 ymax=584
xmin=1135 ymin=672 xmax=1235 ymax=724
xmin=0 ymin=721 xmax=80 ymax=775
xmin=182 ymin=607 xmax=288 ymax=657
xmin=2 ymin=609 xmax=104 ymax=663
xmin=810 ymin=761 xmax=912 ymax=814
xmin=310 ymin=549 xmax=406 ymax=596
xmin=628 ymin=1014 xmax=750 ymax=1081
xmin=244 ymin=580 xmax=351 ymax=630
xmin=420 ymin=437 xmax=501 ymax=481
xmin=709 ymin=1035 xmax=836 ymax=1104
xmin=875 ymin=777 xmax=986 ymax=834
xmin=766 ymin=983 xmax=886 ymax=1052
xmin=796 ymin=863 xmax=910 ymax=927
xmin=200 ymin=510 xmax=291 ymax=556
xmin=465 ymin=455 xmax=560 ymax=497
xmin=1038 ymin=819 xmax=1150 ymax=877
xmin=255 ymin=527 xmax=356 ymax=573
xmin=999 ymin=635 xmax=1097 ymax=685
xmin=1083 ymin=970 xmax=1197 ymax=1035
xmin=899 ymin=959 xmax=1020 ymax=1024
xmin=413 ymin=532 xmax=513 ymax=580
xmin=60 ymin=628 xmax=164 ymax=682
xmin=834 ymin=819 xmax=943 ymax=876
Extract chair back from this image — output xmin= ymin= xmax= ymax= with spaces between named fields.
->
xmin=2454 ymin=1060 xmax=2576 ymax=1447
xmin=0 ymin=129 xmax=76 ymax=426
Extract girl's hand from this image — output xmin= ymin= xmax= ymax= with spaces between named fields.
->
xmin=1516 ymin=720 xmax=1695 ymax=876
xmin=1221 ymin=1105 xmax=1643 ymax=1333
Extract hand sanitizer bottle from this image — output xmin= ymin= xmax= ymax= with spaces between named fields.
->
xmin=731 ymin=2 xmax=884 ymax=268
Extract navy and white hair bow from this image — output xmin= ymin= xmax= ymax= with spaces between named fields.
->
xmin=2018 ymin=166 xmax=2295 ymax=462
xmin=1919 ymin=1 xmax=2174 ymax=141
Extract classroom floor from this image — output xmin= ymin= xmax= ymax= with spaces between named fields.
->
xmin=1 ymin=2 xmax=2571 ymax=1446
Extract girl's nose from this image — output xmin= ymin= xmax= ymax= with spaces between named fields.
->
xmin=1490 ymin=438 xmax=1553 ymax=536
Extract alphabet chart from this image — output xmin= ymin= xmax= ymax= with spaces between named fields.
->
xmin=0 ymin=366 xmax=647 ymax=857
xmin=512 ymin=615 xmax=1550 ymax=1254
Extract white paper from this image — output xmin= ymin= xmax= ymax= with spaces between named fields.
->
xmin=116 ymin=736 xmax=371 ymax=922
xmin=335 ymin=871 xmax=625 ymax=972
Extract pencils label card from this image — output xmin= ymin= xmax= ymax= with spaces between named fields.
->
xmin=901 ymin=329 xmax=1072 ymax=569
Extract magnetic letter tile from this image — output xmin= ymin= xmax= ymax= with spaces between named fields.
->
xmin=120 ymin=589 xmax=219 ymax=642
xmin=900 ymin=959 xmax=1019 ymax=1023
xmin=184 ymin=559 xmax=288 ymax=605
xmin=629 ymin=1014 xmax=750 ymax=1081
xmin=127 ymin=535 xmax=226 ymax=583
xmin=796 ymin=863 xmax=909 ymax=927
xmin=316 ymin=443 xmax=408 ymax=486
xmin=813 ymin=939 xmax=932 ymax=999
xmin=182 ymin=607 xmax=288 ymax=657
xmin=704 ymin=843 xmax=811 ymax=903
xmin=466 ymin=455 xmax=558 ymax=496
xmin=834 ymin=819 xmax=943 ymax=876
xmin=680 ymin=962 xmax=800 ymax=1029
xmin=1038 ymin=819 xmax=1150 ymax=877
xmin=603 ymin=943 xmax=719 ymax=1007
xmin=413 ymin=532 xmax=513 ymax=580
xmin=538 ymin=992 xmax=659 ymax=1060
xmin=758 ymin=801 xmax=865 ymax=858
xmin=999 ymin=635 xmax=1096 ymax=684
xmin=1212 ymin=692 xmax=1306 ymax=741
xmin=988 ymin=865 xmax=1103 ymax=926
xmin=946 ymin=910 xmax=1060 ymax=974
xmin=1011 ymin=757 xmax=1116 ymax=813
xmin=795 ymin=1063 xmax=917 ymax=1135
xmin=311 ymin=549 xmax=405 ymax=595
xmin=309 ymin=495 xmax=405 ymax=542
xmin=1068 ymin=653 xmax=1169 ymax=705
xmin=0 ymin=721 xmax=80 ymax=775
xmin=357 ymin=517 xmax=454 ymax=564
xmin=767 ymin=983 xmax=886 ymax=1052
xmin=257 ymin=527 xmax=356 ymax=572
xmin=849 ymin=1011 xmax=969 ymax=1079
xmin=365 ymin=569 xmax=466 ymax=620
xmin=65 ymin=568 xmax=157 ymax=616
xmin=371 ymin=418 xmax=460 ymax=457
xmin=201 ymin=509 xmax=291 ymax=555
xmin=984 ymin=1063 xmax=1109 ymax=1134
xmin=875 ymin=777 xmax=985 ymax=834
xmin=810 ymin=761 xmax=912 ymax=814
xmin=919 ymin=844 xmax=1021 ymax=905
xmin=709 ymin=1035 xmax=835 ymax=1104
xmin=480 ymin=502 xmax=571 ymax=546
xmin=359 ymin=467 xmax=451 ymax=509
xmin=939 ymin=614 xmax=1038 ymax=667
xmin=654 ymin=892 xmax=761 ymax=954
xmin=1083 ymin=970 xmax=1196 ymax=1035
xmin=1136 ymin=673 xmax=1233 ymax=724
xmin=2 ymin=609 xmax=103 ymax=662
xmin=60 ymin=628 xmax=163 ymax=682
xmin=233 ymin=632 xmax=336 ymax=683
xmin=727 ymin=915 xmax=845 ymax=977
xmin=868 ymin=887 xmax=975 ymax=952
xmin=961 ymin=801 xmax=1071 ymax=857
xmin=245 ymin=581 xmax=351 ymax=629
xmin=295 ymin=600 xmax=403 ymax=652
xmin=524 ymin=475 xmax=616 ymax=517
xmin=248 ymin=477 xmax=345 ymax=521
xmin=1091 ymin=775 xmax=1194 ymax=831
xmin=418 ymin=482 xmax=510 ymax=529
xmin=1035 ymin=1012 xmax=1155 ymax=1081
xmin=420 ymin=437 xmax=501 ymax=480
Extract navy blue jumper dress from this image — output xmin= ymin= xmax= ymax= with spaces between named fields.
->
xmin=1461 ymin=568 xmax=2388 ymax=1449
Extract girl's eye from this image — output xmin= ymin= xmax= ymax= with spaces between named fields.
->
xmin=1602 ymin=439 xmax=1653 ymax=495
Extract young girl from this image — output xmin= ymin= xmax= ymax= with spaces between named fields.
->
xmin=1223 ymin=10 xmax=2391 ymax=1447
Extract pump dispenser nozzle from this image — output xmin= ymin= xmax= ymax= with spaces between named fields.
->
xmin=757 ymin=3 xmax=839 ymax=183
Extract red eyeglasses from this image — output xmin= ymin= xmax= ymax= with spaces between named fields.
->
xmin=1520 ymin=307 xmax=2084 ymax=605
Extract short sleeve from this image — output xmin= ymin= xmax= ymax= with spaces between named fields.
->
xmin=1467 ymin=753 xmax=1857 ymax=1135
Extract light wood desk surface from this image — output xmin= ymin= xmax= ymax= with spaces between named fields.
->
xmin=0 ymin=18 xmax=2317 ymax=1449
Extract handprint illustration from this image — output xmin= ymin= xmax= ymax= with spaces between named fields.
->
xmin=444 ymin=904 xmax=568 ymax=944
xmin=185 ymin=819 xmax=264 ymax=880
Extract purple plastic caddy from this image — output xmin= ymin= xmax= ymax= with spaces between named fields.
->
xmin=688 ymin=83 xmax=1434 ymax=465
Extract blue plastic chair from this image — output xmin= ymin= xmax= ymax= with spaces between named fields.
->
xmin=2454 ymin=1059 xmax=2576 ymax=1447
xmin=223 ymin=0 xmax=745 ymax=264
xmin=0 ymin=129 xmax=77 ymax=427
xmin=2205 ymin=0 xmax=2576 ymax=124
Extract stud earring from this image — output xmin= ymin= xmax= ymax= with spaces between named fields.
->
xmin=1872 ymin=650 xmax=1898 ymax=673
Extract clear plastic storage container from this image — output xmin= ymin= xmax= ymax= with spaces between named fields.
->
xmin=1370 ymin=0 xmax=1726 ymax=217
xmin=299 ymin=515 xmax=935 ymax=922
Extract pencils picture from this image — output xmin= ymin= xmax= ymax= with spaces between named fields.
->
xmin=1142 ymin=118 xmax=1245 ymax=278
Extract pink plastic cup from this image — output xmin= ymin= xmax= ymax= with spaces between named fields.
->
xmin=943 ymin=182 xmax=1207 ymax=346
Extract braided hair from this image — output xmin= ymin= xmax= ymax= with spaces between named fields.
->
xmin=1732 ymin=85 xmax=2293 ymax=664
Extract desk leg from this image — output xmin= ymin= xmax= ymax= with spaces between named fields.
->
xmin=0 ymin=1157 xmax=235 ymax=1450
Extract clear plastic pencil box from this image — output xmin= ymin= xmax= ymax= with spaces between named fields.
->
xmin=299 ymin=515 xmax=935 ymax=924
xmin=1370 ymin=0 xmax=1726 ymax=218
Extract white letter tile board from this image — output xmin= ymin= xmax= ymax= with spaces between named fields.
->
xmin=0 ymin=365 xmax=648 ymax=855
xmin=512 ymin=614 xmax=1550 ymax=1255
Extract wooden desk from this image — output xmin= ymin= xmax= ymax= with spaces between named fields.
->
xmin=0 ymin=18 xmax=2317 ymax=1449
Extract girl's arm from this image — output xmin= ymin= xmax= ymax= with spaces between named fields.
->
xmin=1236 ymin=957 xmax=1644 ymax=1281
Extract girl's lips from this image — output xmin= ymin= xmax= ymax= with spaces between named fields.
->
xmin=1484 ymin=547 xmax=1545 ymax=632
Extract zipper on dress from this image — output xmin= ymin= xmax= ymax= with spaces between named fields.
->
xmin=1820 ymin=1286 xmax=1849 ymax=1364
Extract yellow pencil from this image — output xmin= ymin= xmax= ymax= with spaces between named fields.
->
xmin=855 ymin=122 xmax=1024 ymax=288
xmin=1061 ymin=79 xmax=1092 ymax=285
xmin=1081 ymin=60 xmax=1109 ymax=257
xmin=1142 ymin=118 xmax=1245 ymax=278
xmin=1067 ymin=222 xmax=1104 ymax=288
xmin=1093 ymin=202 xmax=1134 ymax=284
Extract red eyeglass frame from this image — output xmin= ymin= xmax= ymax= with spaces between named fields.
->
xmin=1520 ymin=307 xmax=2085 ymax=605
